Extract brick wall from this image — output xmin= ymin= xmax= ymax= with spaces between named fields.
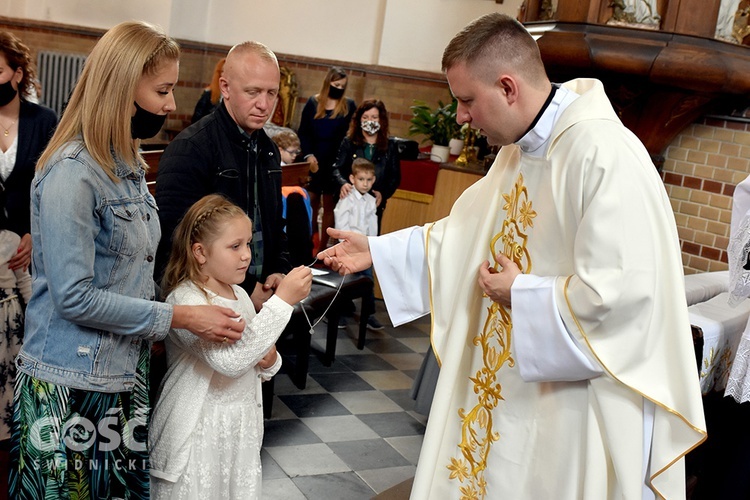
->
xmin=6 ymin=16 xmax=747 ymax=276
xmin=0 ymin=17 xmax=452 ymax=143
xmin=662 ymin=118 xmax=750 ymax=274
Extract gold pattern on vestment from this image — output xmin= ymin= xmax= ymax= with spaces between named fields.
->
xmin=446 ymin=173 xmax=534 ymax=499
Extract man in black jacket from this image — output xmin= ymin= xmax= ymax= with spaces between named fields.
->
xmin=156 ymin=41 xmax=291 ymax=310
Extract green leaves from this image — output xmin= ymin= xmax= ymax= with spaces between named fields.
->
xmin=408 ymin=99 xmax=461 ymax=147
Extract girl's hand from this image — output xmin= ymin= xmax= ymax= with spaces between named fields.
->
xmin=262 ymin=273 xmax=285 ymax=292
xmin=372 ymin=190 xmax=383 ymax=207
xmin=275 ymin=265 xmax=312 ymax=305
xmin=251 ymin=272 xmax=287 ymax=311
xmin=259 ymin=345 xmax=278 ymax=369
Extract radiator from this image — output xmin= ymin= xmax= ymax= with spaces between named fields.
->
xmin=36 ymin=51 xmax=87 ymax=117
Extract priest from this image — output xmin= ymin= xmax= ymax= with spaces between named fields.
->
xmin=320 ymin=13 xmax=706 ymax=500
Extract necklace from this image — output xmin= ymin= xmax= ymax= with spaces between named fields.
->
xmin=0 ymin=118 xmax=16 ymax=137
xmin=301 ymin=254 xmax=346 ymax=335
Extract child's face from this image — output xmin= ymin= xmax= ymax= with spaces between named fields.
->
xmin=279 ymin=144 xmax=300 ymax=164
xmin=349 ymin=170 xmax=375 ymax=195
xmin=198 ymin=215 xmax=253 ymax=289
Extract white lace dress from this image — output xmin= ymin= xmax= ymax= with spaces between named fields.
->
xmin=725 ymin=175 xmax=750 ymax=403
xmin=149 ymin=281 xmax=292 ymax=499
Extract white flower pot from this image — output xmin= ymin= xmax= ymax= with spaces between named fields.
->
xmin=430 ymin=144 xmax=451 ymax=163
xmin=449 ymin=138 xmax=464 ymax=156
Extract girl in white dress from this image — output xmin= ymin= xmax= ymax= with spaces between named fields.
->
xmin=149 ymin=194 xmax=312 ymax=499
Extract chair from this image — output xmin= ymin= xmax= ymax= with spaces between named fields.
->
xmin=261 ymin=182 xmax=374 ymax=417
xmin=281 ymin=185 xmax=374 ymax=376
xmin=262 ymin=271 xmax=373 ymax=419
xmin=278 ymin=270 xmax=374 ymax=390
xmin=282 ymin=189 xmax=314 ymax=267
xmin=281 ymin=161 xmax=312 ymax=188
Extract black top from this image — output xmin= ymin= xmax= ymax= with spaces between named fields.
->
xmin=155 ymin=101 xmax=291 ymax=293
xmin=2 ymin=100 xmax=57 ymax=236
xmin=190 ymin=89 xmax=219 ymax=124
xmin=297 ymin=96 xmax=356 ymax=195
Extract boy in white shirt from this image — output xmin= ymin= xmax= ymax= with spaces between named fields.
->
xmin=334 ymin=158 xmax=382 ymax=330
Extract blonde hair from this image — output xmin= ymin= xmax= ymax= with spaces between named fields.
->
xmin=272 ymin=129 xmax=300 ymax=151
xmin=225 ymin=40 xmax=278 ymax=70
xmin=351 ymin=157 xmax=375 ymax=176
xmin=162 ymin=194 xmax=250 ymax=297
xmin=36 ymin=21 xmax=179 ymax=181
xmin=314 ymin=66 xmax=349 ymax=119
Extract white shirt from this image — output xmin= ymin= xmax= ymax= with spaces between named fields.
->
xmin=0 ymin=135 xmax=18 ymax=181
xmin=334 ymin=189 xmax=378 ymax=237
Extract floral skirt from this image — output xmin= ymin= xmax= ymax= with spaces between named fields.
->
xmin=9 ymin=342 xmax=151 ymax=499
xmin=0 ymin=288 xmax=25 ymax=443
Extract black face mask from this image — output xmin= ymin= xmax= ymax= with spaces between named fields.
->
xmin=328 ymin=85 xmax=345 ymax=100
xmin=0 ymin=79 xmax=18 ymax=107
xmin=131 ymin=102 xmax=167 ymax=139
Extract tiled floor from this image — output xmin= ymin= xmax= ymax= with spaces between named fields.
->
xmin=261 ymin=299 xmax=429 ymax=499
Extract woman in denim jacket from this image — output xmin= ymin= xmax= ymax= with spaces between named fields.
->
xmin=9 ymin=21 xmax=245 ymax=498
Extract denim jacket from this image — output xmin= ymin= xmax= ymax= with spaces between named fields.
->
xmin=17 ymin=141 xmax=173 ymax=392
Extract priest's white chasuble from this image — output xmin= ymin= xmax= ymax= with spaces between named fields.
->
xmin=373 ymin=80 xmax=706 ymax=499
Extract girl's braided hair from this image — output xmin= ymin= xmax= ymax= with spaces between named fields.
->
xmin=161 ymin=194 xmax=249 ymax=298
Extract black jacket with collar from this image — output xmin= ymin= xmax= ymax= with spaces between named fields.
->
xmin=2 ymin=100 xmax=57 ymax=236
xmin=155 ymin=101 xmax=291 ymax=294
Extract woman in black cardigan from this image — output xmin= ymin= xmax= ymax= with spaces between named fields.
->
xmin=332 ymin=99 xmax=401 ymax=234
xmin=0 ymin=29 xmax=56 ymax=493
xmin=0 ymin=31 xmax=57 ymax=271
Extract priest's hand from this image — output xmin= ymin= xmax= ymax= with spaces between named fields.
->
xmin=318 ymin=228 xmax=372 ymax=275
xmin=478 ymin=253 xmax=521 ymax=307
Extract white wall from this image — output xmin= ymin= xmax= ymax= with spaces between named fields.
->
xmin=1 ymin=0 xmax=173 ymax=31
xmin=379 ymin=0 xmax=522 ymax=72
xmin=2 ymin=0 xmax=524 ymax=73
xmin=174 ymin=0 xmax=389 ymax=65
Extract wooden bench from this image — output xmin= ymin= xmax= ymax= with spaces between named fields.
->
xmin=140 ymin=150 xmax=309 ymax=195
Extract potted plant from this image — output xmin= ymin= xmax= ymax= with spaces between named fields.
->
xmin=449 ymin=122 xmax=468 ymax=156
xmin=409 ymin=99 xmax=460 ymax=163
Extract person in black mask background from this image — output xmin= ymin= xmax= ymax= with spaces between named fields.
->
xmin=297 ymin=66 xmax=356 ymax=251
xmin=0 ymin=32 xmax=56 ymax=274
xmin=0 ymin=31 xmax=56 ymax=494
xmin=10 ymin=21 xmax=245 ymax=498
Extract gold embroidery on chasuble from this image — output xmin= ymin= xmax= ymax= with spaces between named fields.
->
xmin=446 ymin=173 xmax=535 ymax=499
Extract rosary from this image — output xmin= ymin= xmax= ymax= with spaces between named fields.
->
xmin=300 ymin=252 xmax=346 ymax=335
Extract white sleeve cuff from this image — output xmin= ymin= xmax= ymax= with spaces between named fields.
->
xmin=511 ymin=274 xmax=603 ymax=382
xmin=369 ymin=227 xmax=430 ymax=326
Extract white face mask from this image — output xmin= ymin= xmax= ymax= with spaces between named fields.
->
xmin=361 ymin=120 xmax=380 ymax=136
